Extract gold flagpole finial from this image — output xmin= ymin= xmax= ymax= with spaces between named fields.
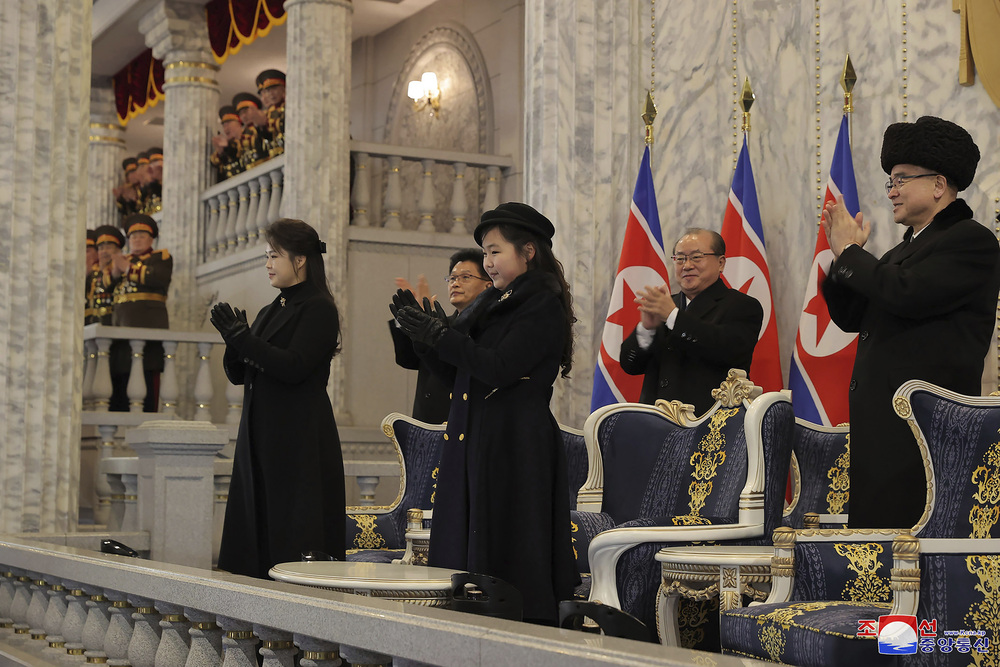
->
xmin=739 ymin=77 xmax=755 ymax=134
xmin=643 ymin=90 xmax=657 ymax=145
xmin=841 ymin=54 xmax=857 ymax=114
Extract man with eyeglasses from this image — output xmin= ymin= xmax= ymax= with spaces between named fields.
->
xmin=620 ymin=228 xmax=763 ymax=414
xmin=822 ymin=115 xmax=1000 ymax=530
xmin=388 ymin=249 xmax=492 ymax=422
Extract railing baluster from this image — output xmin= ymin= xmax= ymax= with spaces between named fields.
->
xmin=484 ymin=165 xmax=501 ymax=211
xmin=106 ymin=591 xmax=135 ymax=667
xmin=235 ymin=183 xmax=251 ymax=250
xmin=205 ymin=196 xmax=221 ymax=260
xmin=10 ymin=572 xmax=30 ymax=633
xmin=42 ymin=580 xmax=69 ymax=653
xmin=155 ymin=601 xmax=191 ymax=667
xmin=94 ymin=424 xmax=118 ymax=527
xmin=185 ymin=609 xmax=223 ymax=667
xmin=93 ymin=338 xmax=113 ymax=409
xmin=417 ymin=158 xmax=436 ymax=232
xmin=160 ymin=341 xmax=179 ymax=416
xmin=127 ymin=339 xmax=146 ymax=412
xmin=226 ymin=378 xmax=242 ymax=426
xmin=383 ymin=155 xmax=402 ymax=229
xmin=225 ymin=190 xmax=240 ymax=254
xmin=218 ymin=616 xmax=258 ymax=667
xmin=266 ymin=168 xmax=283 ymax=224
xmin=62 ymin=583 xmax=89 ymax=658
xmin=194 ymin=342 xmax=214 ymax=422
xmin=256 ymin=174 xmax=271 ymax=241
xmin=245 ymin=179 xmax=261 ymax=245
xmin=449 ymin=162 xmax=468 ymax=234
xmin=351 ymin=152 xmax=370 ymax=227
xmin=26 ymin=574 xmax=48 ymax=640
xmin=81 ymin=586 xmax=113 ymax=664
xmin=255 ymin=625 xmax=295 ymax=667
xmin=0 ymin=571 xmax=14 ymax=628
xmin=83 ymin=339 xmax=98 ymax=409
xmin=214 ymin=195 xmax=229 ymax=255
xmin=121 ymin=470 xmax=140 ymax=532
xmin=293 ymin=635 xmax=340 ymax=667
xmin=127 ymin=596 xmax=162 ymax=667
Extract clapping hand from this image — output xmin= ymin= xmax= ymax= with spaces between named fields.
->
xmin=390 ymin=290 xmax=449 ymax=346
xmin=210 ymin=302 xmax=250 ymax=346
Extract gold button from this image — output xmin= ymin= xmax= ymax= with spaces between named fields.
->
xmin=463 ymin=393 xmax=468 ymax=400
xmin=443 ymin=434 xmax=449 ymax=441
xmin=449 ymin=393 xmax=453 ymax=399
xmin=459 ymin=434 xmax=465 ymax=441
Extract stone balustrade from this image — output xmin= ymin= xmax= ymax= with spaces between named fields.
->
xmin=349 ymin=141 xmax=513 ymax=232
xmin=0 ymin=537 xmax=720 ymax=667
xmin=82 ymin=324 xmax=234 ymax=421
xmin=200 ymin=155 xmax=286 ymax=261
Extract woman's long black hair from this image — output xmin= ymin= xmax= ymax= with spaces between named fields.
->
xmin=264 ymin=218 xmax=342 ymax=355
xmin=482 ymin=223 xmax=575 ymax=378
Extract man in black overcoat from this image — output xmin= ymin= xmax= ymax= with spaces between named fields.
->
xmin=388 ymin=249 xmax=491 ymax=422
xmin=822 ymin=115 xmax=1000 ymax=529
xmin=620 ymin=228 xmax=763 ymax=415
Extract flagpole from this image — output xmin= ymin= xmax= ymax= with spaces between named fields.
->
xmin=841 ymin=54 xmax=857 ymax=147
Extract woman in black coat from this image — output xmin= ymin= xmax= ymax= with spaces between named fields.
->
xmin=212 ymin=219 xmax=345 ymax=578
xmin=392 ymin=203 xmax=579 ymax=624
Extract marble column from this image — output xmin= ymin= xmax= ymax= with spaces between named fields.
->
xmin=139 ymin=0 xmax=221 ymax=417
xmin=282 ymin=0 xmax=353 ymax=419
xmin=0 ymin=0 xmax=91 ymax=531
xmin=523 ymin=0 xmax=641 ymax=426
xmin=89 ymin=76 xmax=126 ymax=230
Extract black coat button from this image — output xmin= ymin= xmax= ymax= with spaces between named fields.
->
xmin=659 ymin=379 xmax=669 ymax=388
xmin=849 ymin=379 xmax=857 ymax=390
xmin=860 ymin=330 xmax=869 ymax=341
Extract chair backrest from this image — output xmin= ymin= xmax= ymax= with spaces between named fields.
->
xmin=782 ymin=419 xmax=850 ymax=528
xmin=559 ymin=423 xmax=588 ymax=511
xmin=580 ymin=370 xmax=768 ymax=526
xmin=894 ymin=380 xmax=1000 ymax=539
xmin=746 ymin=392 xmax=796 ymax=537
xmin=379 ymin=412 xmax=447 ymax=514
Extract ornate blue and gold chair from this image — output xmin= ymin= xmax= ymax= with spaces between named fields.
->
xmin=571 ymin=370 xmax=795 ymax=642
xmin=720 ymin=380 xmax=1000 ymax=665
xmin=345 ymin=413 xmax=444 ymax=562
xmin=783 ymin=418 xmax=850 ymax=528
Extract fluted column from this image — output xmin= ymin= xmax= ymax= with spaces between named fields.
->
xmin=0 ymin=0 xmax=90 ymax=534
xmin=282 ymin=0 xmax=352 ymax=419
xmin=90 ymin=76 xmax=127 ymax=229
xmin=139 ymin=0 xmax=221 ymax=419
xmin=523 ymin=0 xmax=640 ymax=426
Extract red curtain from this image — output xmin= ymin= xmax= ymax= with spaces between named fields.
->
xmin=207 ymin=0 xmax=286 ymax=64
xmin=112 ymin=49 xmax=165 ymax=125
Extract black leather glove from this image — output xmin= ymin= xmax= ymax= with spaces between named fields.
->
xmin=389 ymin=288 xmax=421 ymax=319
xmin=395 ymin=305 xmax=448 ymax=346
xmin=210 ymin=302 xmax=250 ymax=347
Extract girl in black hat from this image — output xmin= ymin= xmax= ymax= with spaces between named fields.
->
xmin=392 ymin=202 xmax=578 ymax=624
xmin=212 ymin=218 xmax=346 ymax=577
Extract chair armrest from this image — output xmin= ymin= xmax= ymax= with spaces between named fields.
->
xmin=588 ymin=521 xmax=764 ymax=609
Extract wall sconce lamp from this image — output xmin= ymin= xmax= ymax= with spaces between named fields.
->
xmin=407 ymin=71 xmax=441 ymax=115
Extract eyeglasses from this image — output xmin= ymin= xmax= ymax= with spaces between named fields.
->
xmin=671 ymin=253 xmax=720 ymax=265
xmin=445 ymin=273 xmax=489 ymax=286
xmin=884 ymin=173 xmax=940 ymax=194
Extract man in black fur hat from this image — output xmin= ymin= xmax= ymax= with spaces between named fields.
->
xmin=822 ymin=116 xmax=1000 ymax=529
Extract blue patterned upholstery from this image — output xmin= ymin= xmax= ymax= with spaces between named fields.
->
xmin=577 ymin=372 xmax=794 ymax=642
xmin=561 ymin=425 xmax=588 ymax=512
xmin=721 ymin=381 xmax=1000 ymax=666
xmin=345 ymin=413 xmax=444 ymax=561
xmin=783 ymin=420 xmax=850 ymax=528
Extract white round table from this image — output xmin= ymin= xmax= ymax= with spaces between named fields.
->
xmin=268 ymin=561 xmax=464 ymax=607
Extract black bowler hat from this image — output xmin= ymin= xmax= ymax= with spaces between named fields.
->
xmin=94 ymin=225 xmax=125 ymax=248
xmin=122 ymin=157 xmax=137 ymax=174
xmin=123 ymin=214 xmax=158 ymax=239
xmin=219 ymin=105 xmax=240 ymax=123
xmin=232 ymin=92 xmax=263 ymax=112
xmin=256 ymin=69 xmax=286 ymax=92
xmin=474 ymin=202 xmax=555 ymax=247
xmin=880 ymin=116 xmax=980 ymax=191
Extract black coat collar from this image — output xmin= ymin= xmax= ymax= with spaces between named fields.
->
xmin=677 ymin=277 xmax=728 ymax=317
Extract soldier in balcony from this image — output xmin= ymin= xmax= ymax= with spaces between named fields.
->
xmin=210 ymin=105 xmax=245 ymax=181
xmin=112 ymin=157 xmax=140 ymax=222
xmin=256 ymin=68 xmax=285 ymax=157
xmin=142 ymin=147 xmax=163 ymax=214
xmin=110 ymin=214 xmax=173 ymax=412
xmin=86 ymin=226 xmax=124 ymax=326
xmin=233 ymin=92 xmax=271 ymax=170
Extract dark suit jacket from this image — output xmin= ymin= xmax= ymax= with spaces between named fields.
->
xmin=619 ymin=278 xmax=763 ymax=414
xmin=823 ymin=199 xmax=1000 ymax=529
xmin=387 ymin=317 xmax=454 ymax=423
